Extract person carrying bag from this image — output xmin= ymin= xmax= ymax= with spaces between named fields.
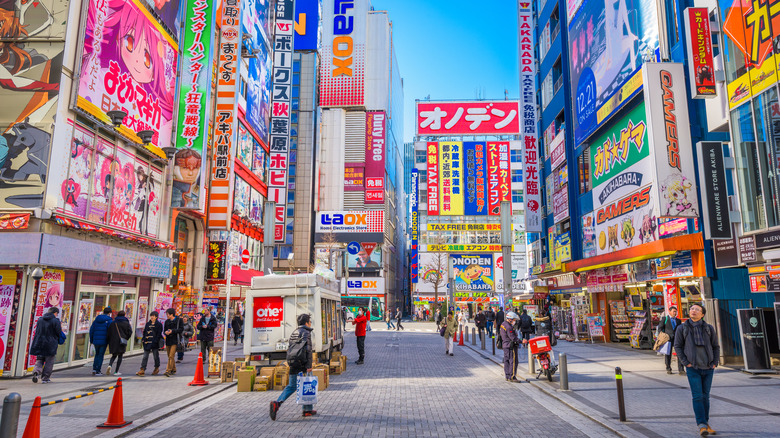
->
xmin=296 ymin=372 xmax=318 ymax=406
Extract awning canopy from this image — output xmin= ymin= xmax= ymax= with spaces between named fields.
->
xmin=231 ymin=266 xmax=264 ymax=286
xmin=565 ymin=233 xmax=704 ymax=273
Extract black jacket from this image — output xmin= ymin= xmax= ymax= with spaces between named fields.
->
xmin=288 ymin=325 xmax=313 ymax=374
xmin=519 ymin=314 xmax=534 ymax=333
xmin=496 ymin=310 xmax=505 ymax=327
xmin=474 ymin=313 xmax=487 ymax=328
xmin=107 ymin=316 xmax=132 ymax=355
xmin=197 ymin=315 xmax=218 ymax=342
xmin=674 ymin=319 xmax=720 ymax=369
xmin=486 ymin=310 xmax=495 ymax=322
xmin=232 ymin=315 xmax=243 ymax=334
xmin=658 ymin=315 xmax=682 ymax=339
xmin=142 ymin=319 xmax=163 ymax=350
xmin=500 ymin=321 xmax=519 ymax=349
xmin=164 ymin=316 xmax=183 ymax=346
xmin=30 ymin=313 xmax=63 ymax=357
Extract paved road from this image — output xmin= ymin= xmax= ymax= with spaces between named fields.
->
xmin=128 ymin=323 xmax=616 ymax=438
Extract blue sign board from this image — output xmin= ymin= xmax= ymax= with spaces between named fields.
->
xmin=294 ymin=0 xmax=320 ymax=51
xmin=463 ymin=142 xmax=488 ymax=216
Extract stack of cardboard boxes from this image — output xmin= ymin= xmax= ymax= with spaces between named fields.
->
xmin=228 ymin=351 xmax=347 ymax=393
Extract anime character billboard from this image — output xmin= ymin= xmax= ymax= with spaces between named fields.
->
xmin=452 ymin=254 xmax=494 ymax=292
xmin=0 ymin=0 xmax=67 ymax=208
xmin=78 ymin=0 xmax=178 ymax=149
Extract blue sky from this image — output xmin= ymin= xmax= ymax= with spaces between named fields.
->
xmin=371 ymin=0 xmax=520 ymax=143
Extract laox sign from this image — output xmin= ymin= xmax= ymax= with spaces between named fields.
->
xmin=331 ymin=0 xmax=356 ymax=77
xmin=348 ymin=280 xmax=378 ymax=288
xmin=254 ymin=296 xmax=283 ymax=328
xmin=321 ymin=213 xmax=367 ymax=225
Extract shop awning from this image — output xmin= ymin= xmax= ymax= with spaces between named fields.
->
xmin=231 ymin=266 xmax=264 ymax=286
xmin=565 ymin=233 xmax=704 ymax=273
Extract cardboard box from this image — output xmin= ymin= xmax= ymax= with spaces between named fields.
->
xmin=311 ymin=368 xmax=328 ymax=391
xmin=273 ymin=370 xmax=290 ymax=390
xmin=254 ymin=383 xmax=268 ymax=391
xmin=329 ymin=360 xmax=342 ymax=375
xmin=332 ymin=351 xmax=341 ymax=360
xmin=236 ymin=369 xmax=255 ymax=392
xmin=221 ymin=361 xmax=236 ymax=383
xmin=259 ymin=367 xmax=275 ymax=381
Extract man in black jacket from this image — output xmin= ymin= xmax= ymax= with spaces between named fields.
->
xmin=518 ymin=309 xmax=534 ymax=342
xmin=197 ymin=307 xmax=218 ymax=365
xmin=474 ymin=310 xmax=487 ymax=336
xmin=137 ymin=311 xmax=163 ymax=376
xmin=163 ymin=308 xmax=183 ymax=377
xmin=657 ymin=306 xmax=684 ymax=374
xmin=485 ymin=308 xmax=496 ymax=338
xmin=501 ymin=312 xmax=521 ymax=382
xmin=270 ymin=314 xmax=315 ymax=420
xmin=30 ymin=307 xmax=63 ymax=383
xmin=495 ymin=307 xmax=505 ymax=343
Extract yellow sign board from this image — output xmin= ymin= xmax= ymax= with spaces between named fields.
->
xmin=427 ymin=224 xmax=501 ymax=231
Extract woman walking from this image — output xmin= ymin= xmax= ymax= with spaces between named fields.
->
xmin=444 ymin=311 xmax=458 ymax=356
xmin=106 ymin=310 xmax=132 ymax=376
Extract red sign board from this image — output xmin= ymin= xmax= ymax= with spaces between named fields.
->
xmin=365 ymin=111 xmax=386 ymax=204
xmin=486 ymin=142 xmax=510 ymax=215
xmin=416 ymin=101 xmax=521 ymax=136
xmin=344 ymin=164 xmax=365 ymax=191
xmin=684 ymin=8 xmax=716 ymax=98
xmin=254 ymin=296 xmax=283 ymax=328
xmin=426 ymin=142 xmax=439 ymax=215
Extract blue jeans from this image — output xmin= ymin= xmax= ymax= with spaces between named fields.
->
xmin=487 ymin=321 xmax=494 ymax=338
xmin=277 ymin=373 xmax=313 ymax=412
xmin=93 ymin=344 xmax=107 ymax=372
xmin=386 ymin=320 xmax=395 ymax=329
xmin=685 ymin=367 xmax=714 ymax=427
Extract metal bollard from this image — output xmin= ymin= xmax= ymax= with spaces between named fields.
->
xmin=528 ymin=344 xmax=535 ymax=375
xmin=560 ymin=353 xmax=569 ymax=391
xmin=615 ymin=367 xmax=626 ymax=422
xmin=472 ymin=328 xmax=476 ymax=345
xmin=492 ymin=335 xmax=495 ymax=355
xmin=0 ymin=392 xmax=21 ymax=438
xmin=481 ymin=332 xmax=485 ymax=350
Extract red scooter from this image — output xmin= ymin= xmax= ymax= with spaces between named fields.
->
xmin=528 ymin=336 xmax=557 ymax=381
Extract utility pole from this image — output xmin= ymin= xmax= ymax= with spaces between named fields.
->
xmin=500 ymin=201 xmax=512 ymax=306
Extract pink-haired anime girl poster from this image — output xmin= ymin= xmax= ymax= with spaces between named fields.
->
xmin=77 ymin=0 xmax=178 ymax=148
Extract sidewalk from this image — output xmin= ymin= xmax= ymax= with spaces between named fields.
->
xmin=462 ymin=327 xmax=780 ymax=437
xmin=0 ymin=344 xmax=244 ymax=437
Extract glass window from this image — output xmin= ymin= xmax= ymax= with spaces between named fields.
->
xmin=731 ymin=101 xmax=766 ymax=231
xmin=415 ymin=149 xmax=426 ymax=163
xmin=578 ymin=149 xmax=591 ymax=194
xmin=511 ymin=169 xmax=523 ymax=183
xmin=510 ymin=149 xmax=521 ymax=163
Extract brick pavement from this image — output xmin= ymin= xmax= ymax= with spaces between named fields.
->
xmin=126 ymin=322 xmax=616 ymax=438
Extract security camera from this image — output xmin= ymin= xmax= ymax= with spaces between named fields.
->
xmin=31 ymin=267 xmax=44 ymax=281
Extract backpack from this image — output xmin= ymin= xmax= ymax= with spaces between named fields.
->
xmin=286 ymin=329 xmax=308 ymax=369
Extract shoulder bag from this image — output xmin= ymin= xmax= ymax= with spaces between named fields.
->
xmin=116 ymin=324 xmax=128 ymax=345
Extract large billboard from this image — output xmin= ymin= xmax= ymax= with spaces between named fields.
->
xmin=426 ymin=142 xmax=440 ymax=216
xmin=411 ymin=169 xmax=419 ymax=283
xmin=244 ymin=0 xmax=272 ymax=143
xmin=294 ymin=0 xmax=320 ymax=51
xmin=520 ymin=0 xmax=541 ymax=232
xmin=487 ymin=142 xmax=511 ymax=216
xmin=463 ymin=142 xmax=488 ymax=215
xmin=78 ymin=0 xmax=179 ymax=148
xmin=315 ymin=211 xmax=384 ymax=233
xmin=568 ymin=0 xmax=659 ymax=145
xmin=141 ymin=0 xmax=182 ymax=38
xmin=365 ymin=111 xmax=386 ymax=204
xmin=416 ymin=101 xmax=521 ymax=136
xmin=320 ymin=0 xmax=367 ymax=106
xmin=439 ymin=142 xmax=464 ymax=215
xmin=173 ymin=0 xmax=216 ymax=210
xmin=452 ymin=254 xmax=494 ymax=292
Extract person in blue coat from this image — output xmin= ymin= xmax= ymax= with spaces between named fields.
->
xmin=89 ymin=307 xmax=113 ymax=375
xmin=30 ymin=307 xmax=63 ymax=384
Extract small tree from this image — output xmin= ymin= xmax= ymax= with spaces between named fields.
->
xmin=420 ymin=235 xmax=449 ymax=313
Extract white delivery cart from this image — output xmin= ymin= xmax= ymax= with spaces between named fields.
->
xmin=244 ymin=274 xmax=343 ymax=364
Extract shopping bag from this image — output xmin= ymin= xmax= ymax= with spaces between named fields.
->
xmin=657 ymin=341 xmax=672 ymax=356
xmin=295 ymin=372 xmax=318 ymax=405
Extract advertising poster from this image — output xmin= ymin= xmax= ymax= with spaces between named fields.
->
xmin=416 ymin=101 xmax=521 ymax=136
xmin=426 ymin=142 xmax=440 ymax=215
xmin=154 ymin=291 xmax=174 ymax=316
xmin=683 ymin=8 xmax=716 ymax=98
xmin=463 ymin=142 xmax=488 ymax=215
xmin=439 ymin=142 xmax=464 ymax=215
xmin=60 ymin=301 xmax=72 ymax=335
xmin=417 ymin=252 xmax=449 ymax=294
xmin=141 ymin=0 xmax=182 ymax=37
xmin=643 ymin=63 xmax=699 ymax=218
xmin=30 ymin=270 xmax=65 ymax=366
xmin=76 ymin=299 xmax=94 ymax=335
xmin=344 ymin=164 xmax=365 ymax=191
xmin=244 ymin=0 xmax=272 ymax=143
xmin=78 ymin=0 xmax=179 ymax=149
xmin=207 ymin=0 xmax=242 ymax=230
xmin=172 ymin=0 xmax=214 ymax=210
xmin=452 ymin=254 xmax=494 ymax=292
xmin=315 ymin=211 xmax=384 ymax=233
xmin=320 ymin=0 xmax=367 ymax=106
xmin=494 ymin=253 xmax=527 ymax=293
xmin=365 ymin=112 xmax=386 ymax=204
xmin=0 ymin=271 xmax=17 ymax=368
xmin=487 ymin=143 xmax=503 ymax=215
xmin=568 ymin=0 xmax=659 ymax=144
xmin=137 ymin=297 xmax=149 ymax=329
xmin=553 ymin=186 xmax=569 ymax=224
xmin=294 ymin=0 xmax=320 ymax=50
xmin=124 ymin=299 xmax=135 ymax=326
xmin=696 ymin=142 xmax=730 ymax=239
xmin=582 ymin=212 xmax=597 ymax=258
xmin=520 ymin=0 xmax=542 ymax=233
xmin=410 ymin=169 xmax=419 ymax=283
xmin=549 ymin=130 xmax=566 ymax=170
xmin=207 ymin=241 xmax=228 ymax=280
xmin=347 ymin=243 xmax=382 ymax=269
xmin=555 ymin=232 xmax=572 ymax=262
xmin=346 ymin=278 xmax=385 ymax=295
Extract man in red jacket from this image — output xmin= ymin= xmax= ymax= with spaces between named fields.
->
xmin=351 ymin=306 xmax=368 ymax=364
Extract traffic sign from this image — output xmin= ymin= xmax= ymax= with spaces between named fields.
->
xmin=241 ymin=249 xmax=250 ymax=264
xmin=347 ymin=241 xmax=361 ymax=255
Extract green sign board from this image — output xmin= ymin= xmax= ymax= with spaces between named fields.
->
xmin=589 ymin=101 xmax=650 ymax=189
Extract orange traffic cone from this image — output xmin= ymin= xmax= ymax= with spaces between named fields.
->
xmin=22 ymin=396 xmax=41 ymax=438
xmin=458 ymin=328 xmax=465 ymax=346
xmin=97 ymin=378 xmax=132 ymax=428
xmin=188 ymin=352 xmax=209 ymax=386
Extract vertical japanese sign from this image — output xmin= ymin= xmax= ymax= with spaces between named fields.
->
xmin=439 ymin=142 xmax=464 ymax=215
xmin=365 ymin=111 xmax=386 ymax=204
xmin=28 ymin=270 xmax=65 ymax=368
xmin=320 ymin=0 xmax=367 ymax=106
xmin=519 ymin=1 xmax=540 ymax=231
xmin=487 ymin=143 xmax=510 ymax=215
xmin=464 ymin=142 xmax=488 ymax=215
xmin=268 ymin=0 xmax=295 ymax=242
xmin=0 ymin=271 xmax=17 ymax=369
xmin=207 ymin=0 xmax=242 ymax=229
xmin=207 ymin=240 xmax=228 ymax=280
xmin=683 ymin=8 xmax=716 ymax=98
xmin=410 ymin=169 xmax=419 ymax=284
xmin=174 ymin=0 xmax=216 ymax=210
xmin=426 ymin=142 xmax=440 ymax=215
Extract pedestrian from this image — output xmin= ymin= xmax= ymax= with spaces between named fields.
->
xmin=385 ymin=310 xmax=395 ymax=330
xmin=137 ymin=310 xmax=163 ymax=376
xmin=88 ymin=307 xmax=113 ymax=376
xmin=657 ymin=306 xmax=685 ymax=374
xmin=486 ymin=307 xmax=496 ymax=338
xmin=457 ymin=308 xmax=466 ymax=334
xmin=269 ymin=313 xmax=316 ymax=420
xmin=163 ymin=308 xmax=182 ymax=377
xmin=341 ymin=306 xmax=347 ymax=331
xmin=395 ymin=307 xmax=404 ymax=330
xmin=674 ymin=303 xmax=720 ymax=436
xmin=30 ymin=307 xmax=63 ymax=384
xmin=232 ymin=313 xmax=243 ymax=346
xmin=351 ymin=307 xmax=368 ymax=364
xmin=518 ymin=309 xmax=534 ymax=342
xmin=106 ymin=310 xmax=132 ymax=376
xmin=475 ymin=310 xmax=486 ymax=336
xmin=444 ymin=311 xmax=458 ymax=356
xmin=501 ymin=311 xmax=522 ymax=382
xmin=435 ymin=308 xmax=443 ymax=331
xmin=178 ymin=315 xmax=194 ymax=362
xmin=495 ymin=306 xmax=505 ymax=344
xmin=197 ymin=307 xmax=218 ymax=365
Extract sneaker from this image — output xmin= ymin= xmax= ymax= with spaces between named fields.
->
xmin=176 ymin=360 xmax=182 ymax=363
xmin=302 ymin=410 xmax=318 ymax=417
xmin=32 ymin=372 xmax=39 ymax=383
xmin=706 ymin=425 xmax=716 ymax=435
xmin=699 ymin=427 xmax=709 ymax=436
xmin=355 ymin=360 xmax=364 ymax=365
xmin=106 ymin=366 xmax=112 ymax=375
xmin=114 ymin=372 xmax=122 ymax=376
xmin=94 ymin=372 xmax=104 ymax=376
xmin=449 ymin=353 xmax=454 ymax=356
xmin=41 ymin=379 xmax=50 ymax=384
xmin=269 ymin=401 xmax=280 ymax=421
xmin=667 ymin=370 xmax=673 ymax=375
